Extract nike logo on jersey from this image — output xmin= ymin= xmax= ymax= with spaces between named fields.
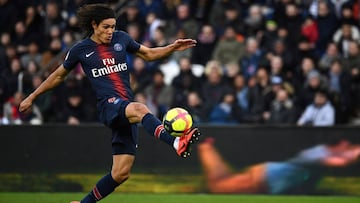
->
xmin=85 ymin=51 xmax=95 ymax=57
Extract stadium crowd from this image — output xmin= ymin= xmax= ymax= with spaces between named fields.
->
xmin=0 ymin=0 xmax=359 ymax=126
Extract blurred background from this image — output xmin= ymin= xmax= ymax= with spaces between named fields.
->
xmin=0 ymin=0 xmax=360 ymax=197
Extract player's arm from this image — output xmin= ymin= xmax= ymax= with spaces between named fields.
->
xmin=135 ymin=39 xmax=196 ymax=61
xmin=19 ymin=65 xmax=70 ymax=112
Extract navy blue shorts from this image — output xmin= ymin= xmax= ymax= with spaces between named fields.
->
xmin=97 ymin=97 xmax=138 ymax=155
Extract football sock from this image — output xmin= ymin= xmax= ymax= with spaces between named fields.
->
xmin=81 ymin=173 xmax=120 ymax=203
xmin=142 ymin=113 xmax=175 ymax=146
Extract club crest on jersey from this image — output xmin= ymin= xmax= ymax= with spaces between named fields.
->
xmin=108 ymin=97 xmax=120 ymax=104
xmin=113 ymin=43 xmax=123 ymax=52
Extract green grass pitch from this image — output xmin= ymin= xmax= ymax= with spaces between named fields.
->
xmin=0 ymin=193 xmax=359 ymax=203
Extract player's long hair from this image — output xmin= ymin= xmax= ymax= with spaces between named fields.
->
xmin=77 ymin=4 xmax=115 ymax=36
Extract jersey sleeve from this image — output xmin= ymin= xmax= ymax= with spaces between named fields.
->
xmin=122 ymin=31 xmax=141 ymax=53
xmin=63 ymin=44 xmax=80 ymax=70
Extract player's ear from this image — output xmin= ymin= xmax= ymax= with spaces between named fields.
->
xmin=91 ymin=20 xmax=98 ymax=30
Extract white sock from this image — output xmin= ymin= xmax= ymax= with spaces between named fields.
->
xmin=173 ymin=137 xmax=180 ymax=150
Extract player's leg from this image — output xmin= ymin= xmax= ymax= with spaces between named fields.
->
xmin=125 ymin=102 xmax=201 ymax=157
xmin=125 ymin=102 xmax=175 ymax=146
xmin=74 ymin=155 xmax=135 ymax=203
xmin=71 ymin=124 xmax=137 ymax=203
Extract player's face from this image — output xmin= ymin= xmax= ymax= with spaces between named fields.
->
xmin=92 ymin=18 xmax=116 ymax=44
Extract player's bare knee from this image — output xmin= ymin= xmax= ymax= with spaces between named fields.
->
xmin=133 ymin=102 xmax=150 ymax=115
xmin=111 ymin=167 xmax=131 ymax=184
xmin=127 ymin=102 xmax=151 ymax=121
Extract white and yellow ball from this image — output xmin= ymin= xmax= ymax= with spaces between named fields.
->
xmin=163 ymin=107 xmax=193 ymax=137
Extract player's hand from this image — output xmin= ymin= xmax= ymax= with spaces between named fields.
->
xmin=19 ymin=96 xmax=33 ymax=113
xmin=172 ymin=39 xmax=197 ymax=51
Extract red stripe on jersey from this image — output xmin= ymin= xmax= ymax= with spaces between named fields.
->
xmin=97 ymin=45 xmax=128 ymax=100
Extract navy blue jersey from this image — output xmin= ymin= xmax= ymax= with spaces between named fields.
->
xmin=63 ymin=31 xmax=141 ymax=101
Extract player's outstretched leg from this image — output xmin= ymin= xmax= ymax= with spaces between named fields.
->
xmin=141 ymin=113 xmax=201 ymax=158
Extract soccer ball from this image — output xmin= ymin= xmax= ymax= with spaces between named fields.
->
xmin=163 ymin=107 xmax=193 ymax=137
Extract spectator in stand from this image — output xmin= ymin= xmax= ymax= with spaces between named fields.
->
xmin=278 ymin=3 xmax=303 ymax=47
xmin=339 ymin=4 xmax=358 ymax=25
xmin=2 ymin=91 xmax=42 ymax=125
xmin=21 ymin=60 xmax=40 ymax=95
xmin=126 ymin=23 xmax=143 ymax=43
xmin=134 ymin=91 xmax=158 ymax=118
xmin=223 ymin=4 xmax=246 ymax=36
xmin=131 ymin=56 xmax=152 ymax=92
xmin=188 ymin=0 xmax=213 ymax=22
xmin=298 ymin=70 xmax=328 ymax=112
xmin=263 ymin=75 xmax=287 ymax=114
xmin=116 ymin=2 xmax=145 ymax=36
xmin=247 ymin=68 xmax=270 ymax=123
xmin=23 ymin=5 xmax=45 ymax=47
xmin=3 ymin=58 xmax=22 ymax=100
xmin=295 ymin=36 xmax=317 ymax=67
xmin=318 ymin=42 xmax=341 ymax=73
xmin=144 ymin=12 xmax=164 ymax=42
xmin=150 ymin=26 xmax=168 ymax=48
xmin=223 ymin=62 xmax=240 ymax=86
xmin=232 ymin=74 xmax=249 ymax=120
xmin=315 ymin=0 xmax=339 ymax=54
xmin=301 ymin=16 xmax=319 ymax=47
xmin=191 ymin=24 xmax=217 ymax=66
xmin=137 ymin=0 xmax=166 ymax=19
xmin=297 ymin=89 xmax=335 ymax=126
xmin=209 ymin=91 xmax=239 ymax=125
xmin=329 ymin=0 xmax=352 ymax=19
xmin=167 ymin=3 xmax=199 ymax=40
xmin=269 ymin=55 xmax=285 ymax=78
xmin=0 ymin=32 xmax=11 ymax=71
xmin=13 ymin=21 xmax=32 ymax=56
xmin=266 ymin=39 xmax=294 ymax=73
xmin=260 ymin=20 xmax=279 ymax=53
xmin=239 ymin=37 xmax=266 ymax=79
xmin=333 ymin=23 xmax=360 ymax=57
xmin=40 ymin=37 xmax=63 ymax=70
xmin=201 ymin=60 xmax=230 ymax=117
xmin=185 ymin=91 xmax=207 ymax=124
xmin=350 ymin=64 xmax=360 ymax=122
xmin=172 ymin=56 xmax=200 ymax=107
xmin=342 ymin=40 xmax=360 ymax=72
xmin=212 ymin=26 xmax=245 ymax=65
xmin=144 ymin=70 xmax=174 ymax=119
xmin=44 ymin=1 xmax=65 ymax=35
xmin=61 ymin=90 xmax=87 ymax=125
xmin=327 ymin=60 xmax=351 ymax=123
xmin=294 ymin=57 xmax=317 ymax=90
xmin=30 ymin=74 xmax=52 ymax=122
xmin=20 ymin=41 xmax=42 ymax=68
xmin=244 ymin=4 xmax=265 ymax=36
xmin=0 ymin=0 xmax=18 ymax=34
xmin=264 ymin=88 xmax=296 ymax=125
